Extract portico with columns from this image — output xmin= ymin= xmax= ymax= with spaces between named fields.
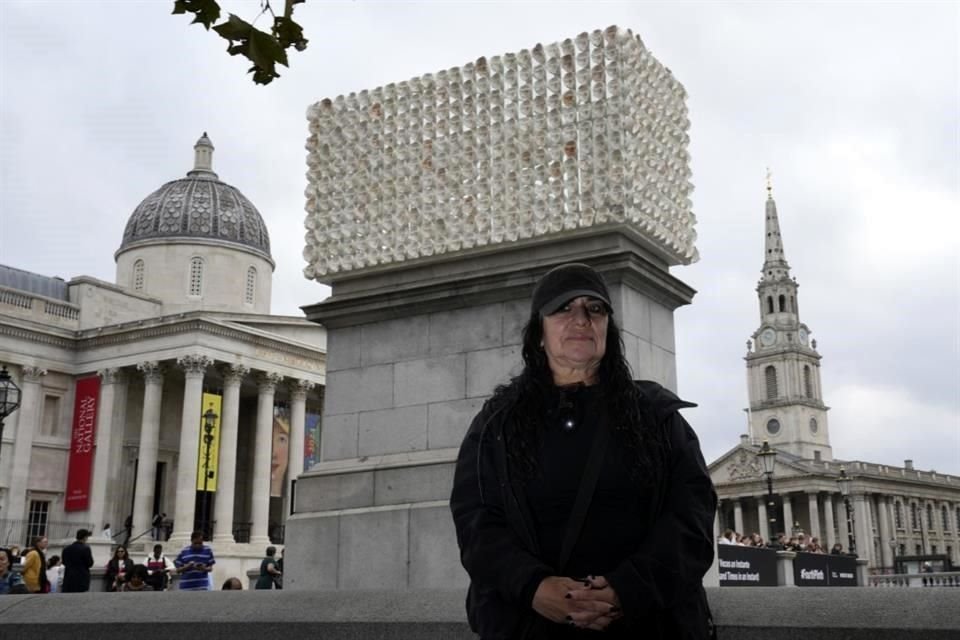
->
xmin=0 ymin=134 xmax=327 ymax=585
xmin=709 ymin=187 xmax=960 ymax=572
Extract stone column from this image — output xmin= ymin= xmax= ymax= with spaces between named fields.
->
xmin=169 ymin=355 xmax=212 ymax=547
xmin=823 ymin=494 xmax=836 ymax=550
xmin=877 ymin=494 xmax=893 ymax=569
xmin=782 ymin=494 xmax=794 ymax=536
xmin=6 ymin=366 xmax=46 ymax=521
xmin=853 ymin=494 xmax=872 ymax=564
xmin=132 ymin=362 xmax=164 ymax=536
xmin=286 ymin=380 xmax=314 ymax=513
xmin=807 ymin=492 xmax=821 ymax=543
xmin=733 ymin=499 xmax=744 ymax=535
xmin=837 ymin=494 xmax=852 ymax=553
xmin=212 ymin=364 xmax=246 ymax=543
xmin=757 ymin=496 xmax=769 ymax=541
xmin=89 ymin=369 xmax=126 ymax=532
xmin=251 ymin=372 xmax=282 ymax=545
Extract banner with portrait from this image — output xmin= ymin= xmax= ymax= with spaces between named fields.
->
xmin=272 ymin=403 xmax=290 ymax=497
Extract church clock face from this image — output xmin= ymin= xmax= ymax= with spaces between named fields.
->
xmin=798 ymin=328 xmax=808 ymax=345
xmin=760 ymin=328 xmax=776 ymax=346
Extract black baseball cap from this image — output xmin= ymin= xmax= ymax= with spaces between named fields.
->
xmin=531 ymin=263 xmax=612 ymax=316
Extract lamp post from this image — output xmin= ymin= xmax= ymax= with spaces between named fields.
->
xmin=199 ymin=404 xmax=218 ymax=539
xmin=837 ymin=467 xmax=856 ymax=556
xmin=0 ymin=366 xmax=22 ymax=473
xmin=757 ymin=440 xmax=778 ymax=541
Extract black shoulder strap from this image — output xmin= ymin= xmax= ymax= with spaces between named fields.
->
xmin=557 ymin=425 xmax=609 ymax=574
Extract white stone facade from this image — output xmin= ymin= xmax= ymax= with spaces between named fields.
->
xmin=0 ymin=135 xmax=326 ymax=586
xmin=710 ymin=191 xmax=960 ymax=572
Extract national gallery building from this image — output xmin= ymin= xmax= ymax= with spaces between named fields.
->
xmin=709 ymin=190 xmax=960 ymax=573
xmin=0 ymin=135 xmax=326 ymax=575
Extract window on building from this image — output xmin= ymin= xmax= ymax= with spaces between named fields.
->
xmin=245 ymin=266 xmax=256 ymax=305
xmin=767 ymin=297 xmax=774 ymax=314
xmin=133 ymin=259 xmax=145 ymax=291
xmin=41 ymin=395 xmax=61 ymax=437
xmin=778 ymin=294 xmax=786 ymax=312
xmin=927 ymin=503 xmax=934 ymax=529
xmin=804 ymin=366 xmax=813 ymax=398
xmin=766 ymin=418 xmax=781 ymax=436
xmin=911 ymin=503 xmax=919 ymax=530
xmin=790 ymin=296 xmax=795 ymax=312
xmin=894 ymin=502 xmax=903 ymax=529
xmin=943 ymin=506 xmax=950 ymax=533
xmin=898 ymin=544 xmax=905 ymax=557
xmin=948 ymin=546 xmax=953 ymax=561
xmin=931 ymin=545 xmax=938 ymax=555
xmin=765 ymin=366 xmax=778 ymax=400
xmin=915 ymin=544 xmax=922 ymax=556
xmin=26 ymin=500 xmax=49 ymax=543
xmin=188 ymin=257 xmax=203 ymax=297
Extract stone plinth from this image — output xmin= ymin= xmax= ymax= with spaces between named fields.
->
xmin=287 ymin=230 xmax=695 ymax=590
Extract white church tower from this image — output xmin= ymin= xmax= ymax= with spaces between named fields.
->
xmin=745 ymin=178 xmax=832 ymax=460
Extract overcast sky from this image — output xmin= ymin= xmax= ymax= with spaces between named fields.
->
xmin=1 ymin=1 xmax=957 ymax=474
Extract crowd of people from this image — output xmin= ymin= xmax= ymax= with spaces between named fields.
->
xmin=718 ymin=528 xmax=849 ymax=555
xmin=0 ymin=529 xmax=282 ymax=594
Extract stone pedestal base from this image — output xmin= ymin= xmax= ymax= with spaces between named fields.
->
xmin=288 ymin=229 xmax=694 ymax=589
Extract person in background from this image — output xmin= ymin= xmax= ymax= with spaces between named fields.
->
xmin=120 ymin=565 xmax=153 ymax=592
xmin=152 ymin=513 xmax=166 ymax=541
xmin=45 ymin=555 xmax=63 ymax=593
xmin=21 ymin=536 xmax=49 ymax=593
xmin=174 ymin=531 xmax=215 ymax=591
xmin=255 ymin=546 xmax=282 ymax=589
xmin=0 ymin=548 xmax=25 ymax=594
xmin=101 ymin=523 xmax=112 ymax=540
xmin=144 ymin=544 xmax=173 ymax=591
xmin=451 ymin=263 xmax=717 ymax=639
xmin=61 ymin=529 xmax=94 ymax=593
xmin=221 ymin=577 xmax=244 ymax=590
xmin=105 ymin=546 xmax=133 ymax=592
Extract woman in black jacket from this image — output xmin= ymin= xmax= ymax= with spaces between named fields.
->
xmin=105 ymin=546 xmax=134 ymax=592
xmin=450 ymin=263 xmax=717 ymax=639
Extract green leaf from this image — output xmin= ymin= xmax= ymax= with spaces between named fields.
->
xmin=273 ymin=16 xmax=308 ymax=52
xmin=212 ymin=13 xmax=256 ymax=40
xmin=172 ymin=0 xmax=221 ymax=30
xmin=249 ymin=28 xmax=289 ymax=69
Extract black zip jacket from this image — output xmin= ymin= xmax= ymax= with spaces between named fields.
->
xmin=450 ymin=380 xmax=717 ymax=639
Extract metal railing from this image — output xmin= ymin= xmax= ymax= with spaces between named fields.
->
xmin=869 ymin=571 xmax=960 ymax=587
xmin=0 ymin=519 xmax=94 ymax=547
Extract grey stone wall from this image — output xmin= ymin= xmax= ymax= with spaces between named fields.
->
xmin=289 ymin=230 xmax=696 ymax=591
xmin=0 ymin=588 xmax=957 ymax=640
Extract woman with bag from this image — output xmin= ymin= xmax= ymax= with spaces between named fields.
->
xmin=450 ymin=263 xmax=717 ymax=639
xmin=254 ymin=546 xmax=282 ymax=590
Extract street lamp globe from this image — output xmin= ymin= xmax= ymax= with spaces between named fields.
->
xmin=0 ymin=366 xmax=22 ymax=422
xmin=758 ymin=440 xmax=777 ymax=477
xmin=837 ymin=467 xmax=851 ymax=497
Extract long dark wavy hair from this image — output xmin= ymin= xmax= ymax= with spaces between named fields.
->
xmin=490 ymin=310 xmax=667 ymax=486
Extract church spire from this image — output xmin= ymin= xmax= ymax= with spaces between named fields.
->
xmin=762 ymin=169 xmax=789 ymax=282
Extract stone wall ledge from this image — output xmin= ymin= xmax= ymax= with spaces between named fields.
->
xmin=0 ymin=587 xmax=957 ymax=639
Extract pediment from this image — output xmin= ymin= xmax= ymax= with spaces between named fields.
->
xmin=709 ymin=445 xmax=808 ymax=485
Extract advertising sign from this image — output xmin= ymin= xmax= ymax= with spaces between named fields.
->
xmin=303 ymin=411 xmax=321 ymax=470
xmin=717 ymin=545 xmax=778 ymax=587
xmin=794 ymin=552 xmax=858 ymax=587
xmin=65 ymin=376 xmax=100 ymax=511
xmin=196 ymin=392 xmax=222 ymax=491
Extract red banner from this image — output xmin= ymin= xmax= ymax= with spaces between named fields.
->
xmin=65 ymin=376 xmax=100 ymax=511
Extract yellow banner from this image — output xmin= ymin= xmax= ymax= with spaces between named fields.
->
xmin=197 ymin=392 xmax=222 ymax=492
